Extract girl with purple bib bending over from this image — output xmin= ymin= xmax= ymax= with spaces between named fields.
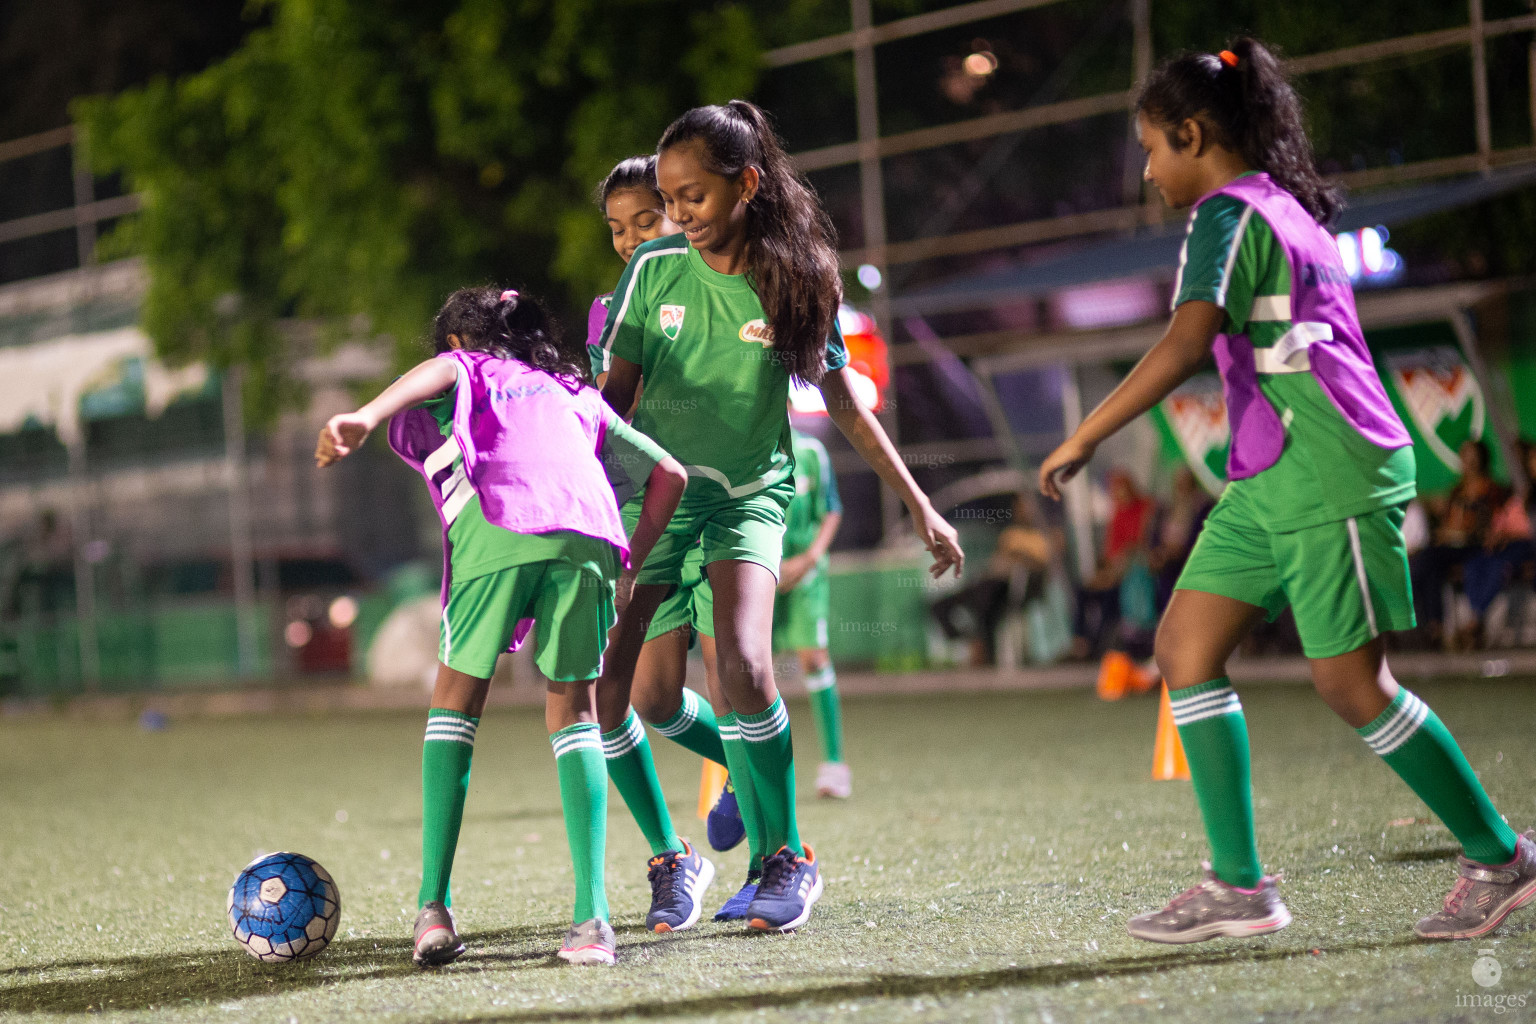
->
xmin=316 ymin=287 xmax=688 ymax=967
xmin=1040 ymin=38 xmax=1533 ymax=944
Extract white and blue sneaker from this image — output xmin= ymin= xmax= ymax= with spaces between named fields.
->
xmin=707 ymin=775 xmax=747 ymax=851
xmin=645 ymin=839 xmax=715 ymax=933
xmin=713 ymin=870 xmax=761 ymax=921
xmin=747 ymin=844 xmax=822 ymax=932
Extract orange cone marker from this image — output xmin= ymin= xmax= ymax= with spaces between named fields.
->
xmin=1097 ymin=651 xmax=1132 ymax=701
xmin=697 ymin=758 xmax=729 ymax=819
xmin=1152 ymin=682 xmax=1190 ymax=781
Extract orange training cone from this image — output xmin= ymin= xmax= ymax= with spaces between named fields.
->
xmin=1097 ymin=650 xmax=1132 ymax=701
xmin=697 ymin=758 xmax=729 ymax=819
xmin=1152 ymin=682 xmax=1191 ymax=781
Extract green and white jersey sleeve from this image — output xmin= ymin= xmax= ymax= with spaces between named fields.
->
xmin=783 ymin=431 xmax=840 ymax=559
xmin=1174 ymin=182 xmax=1415 ymax=531
xmin=594 ymin=233 xmax=849 ymax=506
xmin=599 ymin=409 xmax=671 ymax=508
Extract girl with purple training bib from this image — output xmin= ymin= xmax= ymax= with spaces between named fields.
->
xmin=1040 ymin=38 xmax=1533 ymax=945
xmin=316 ymin=287 xmax=688 ymax=967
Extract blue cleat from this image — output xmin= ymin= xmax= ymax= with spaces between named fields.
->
xmin=746 ymin=844 xmax=822 ymax=932
xmin=706 ymin=775 xmax=746 ymax=852
xmin=645 ymin=839 xmax=715 ymax=933
xmin=712 ymin=871 xmax=761 ymax=921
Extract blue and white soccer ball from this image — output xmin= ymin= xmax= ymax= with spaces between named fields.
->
xmin=227 ymin=852 xmax=341 ymax=962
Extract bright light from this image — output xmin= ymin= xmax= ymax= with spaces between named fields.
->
xmin=789 ymin=380 xmax=827 ymax=415
xmin=285 ymin=620 xmax=313 ymax=648
xmin=1360 ymin=226 xmax=1384 ymax=274
xmin=1336 ymin=231 xmax=1361 ymax=281
xmin=848 ymin=368 xmax=880 ymax=409
xmin=856 ymin=263 xmax=883 ymax=291
xmin=328 ymin=595 xmax=359 ymax=629
xmin=963 ymin=51 xmax=998 ymax=77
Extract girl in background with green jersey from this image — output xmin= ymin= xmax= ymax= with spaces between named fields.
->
xmin=595 ymin=100 xmax=964 ymax=933
xmin=1040 ymin=38 xmax=1533 ymax=946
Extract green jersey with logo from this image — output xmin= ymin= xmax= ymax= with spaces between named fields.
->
xmin=783 ymin=429 xmax=841 ymax=560
xmin=1174 ymin=184 xmax=1415 ymax=532
xmin=595 ymin=234 xmax=849 ymax=506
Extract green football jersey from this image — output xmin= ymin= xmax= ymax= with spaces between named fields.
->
xmin=595 ymin=234 xmax=849 ymax=506
xmin=1174 ymin=182 xmax=1415 ymax=532
xmin=783 ymin=429 xmax=841 ymax=560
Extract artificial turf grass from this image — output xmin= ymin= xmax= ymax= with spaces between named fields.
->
xmin=0 ymin=681 xmax=1532 ymax=1023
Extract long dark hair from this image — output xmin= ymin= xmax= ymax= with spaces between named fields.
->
xmin=432 ymin=286 xmax=590 ymax=385
xmin=658 ymin=100 xmax=842 ymax=386
xmin=595 ymin=155 xmax=663 ymax=208
xmin=1136 ymin=37 xmax=1341 ymax=225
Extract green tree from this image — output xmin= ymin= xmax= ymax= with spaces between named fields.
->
xmin=75 ymin=0 xmax=766 ymax=416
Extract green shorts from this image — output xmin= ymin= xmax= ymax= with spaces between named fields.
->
xmin=772 ymin=563 xmax=830 ymax=652
xmin=1176 ymin=496 xmax=1415 ymax=659
xmin=439 ymin=560 xmax=616 ymax=681
xmin=645 ymin=544 xmax=716 ymax=643
xmin=622 ymin=482 xmax=793 ymax=587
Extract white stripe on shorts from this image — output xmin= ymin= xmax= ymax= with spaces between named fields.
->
xmin=1346 ymin=517 xmax=1380 ymax=638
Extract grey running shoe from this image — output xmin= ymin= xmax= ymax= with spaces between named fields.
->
xmin=412 ymin=901 xmax=466 ymax=966
xmin=1127 ymin=864 xmax=1291 ymax=944
xmin=557 ymin=917 xmax=616 ymax=965
xmin=1415 ymin=830 xmax=1536 ymax=940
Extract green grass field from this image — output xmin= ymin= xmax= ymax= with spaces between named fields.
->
xmin=2 ymin=680 xmax=1534 ymax=1023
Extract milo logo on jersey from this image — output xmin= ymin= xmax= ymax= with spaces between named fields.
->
xmin=1153 ymin=373 xmax=1230 ymax=496
xmin=1382 ymin=346 xmax=1485 ymax=478
xmin=739 ymin=318 xmax=773 ymax=347
xmin=659 ymin=304 xmax=686 ymax=341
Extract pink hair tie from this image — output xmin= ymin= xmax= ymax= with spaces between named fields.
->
xmin=499 ymin=289 xmax=519 ymax=302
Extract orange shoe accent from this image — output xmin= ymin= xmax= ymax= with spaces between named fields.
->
xmin=1152 ymin=682 xmax=1191 ymax=781
xmin=652 ymin=922 xmax=672 ymax=934
xmin=748 ymin=918 xmax=771 ymax=930
xmin=697 ymin=758 xmax=729 ymax=819
xmin=1097 ymin=651 xmax=1132 ymax=701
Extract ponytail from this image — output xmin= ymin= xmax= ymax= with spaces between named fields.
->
xmin=432 ymin=286 xmax=590 ymax=386
xmin=658 ymin=100 xmax=842 ymax=386
xmin=1136 ymin=36 xmax=1341 ymax=224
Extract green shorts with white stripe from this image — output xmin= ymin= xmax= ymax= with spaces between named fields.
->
xmin=1176 ymin=498 xmax=1415 ymax=659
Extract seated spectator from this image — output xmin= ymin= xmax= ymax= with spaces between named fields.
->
xmin=1070 ymin=470 xmax=1155 ymax=660
xmin=1411 ymin=439 xmax=1508 ymax=648
xmin=1147 ymin=466 xmax=1214 ymax=614
xmin=930 ymin=493 xmax=1058 ymax=666
xmin=1461 ymin=439 xmax=1536 ymax=645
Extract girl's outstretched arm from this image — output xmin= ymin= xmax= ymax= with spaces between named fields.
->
xmin=615 ymin=454 xmax=688 ymax=617
xmin=315 ymin=358 xmax=458 ymax=467
xmin=1038 ymin=301 xmax=1224 ymax=500
xmin=821 ymin=367 xmax=964 ymax=579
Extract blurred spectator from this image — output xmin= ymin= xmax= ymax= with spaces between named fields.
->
xmin=1070 ymin=470 xmax=1155 ymax=659
xmin=930 ymin=493 xmax=1058 ymax=666
xmin=1459 ymin=440 xmax=1536 ymax=646
xmin=1411 ymin=439 xmax=1508 ymax=648
xmin=1147 ymin=466 xmax=1214 ymax=613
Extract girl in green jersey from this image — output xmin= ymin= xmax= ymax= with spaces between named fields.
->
xmin=596 ymin=100 xmax=964 ymax=932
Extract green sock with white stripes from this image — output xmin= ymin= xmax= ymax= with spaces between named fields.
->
xmin=550 ymin=722 xmax=609 ymax=923
xmin=650 ymin=687 xmax=726 ymax=764
xmin=419 ymin=708 xmax=478 ymax=908
xmin=718 ymin=713 xmax=768 ymax=871
xmin=1170 ymin=679 xmax=1263 ymax=889
xmin=804 ymin=665 xmax=844 ymax=764
xmin=1357 ymin=687 xmax=1518 ymax=865
xmin=602 ymin=709 xmax=682 ymax=857
xmin=738 ymin=696 xmax=803 ymax=858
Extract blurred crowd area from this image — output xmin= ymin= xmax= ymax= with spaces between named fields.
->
xmin=927 ymin=440 xmax=1536 ymax=670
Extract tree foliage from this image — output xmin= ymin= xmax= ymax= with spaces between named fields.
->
xmin=75 ymin=0 xmax=767 ymax=417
